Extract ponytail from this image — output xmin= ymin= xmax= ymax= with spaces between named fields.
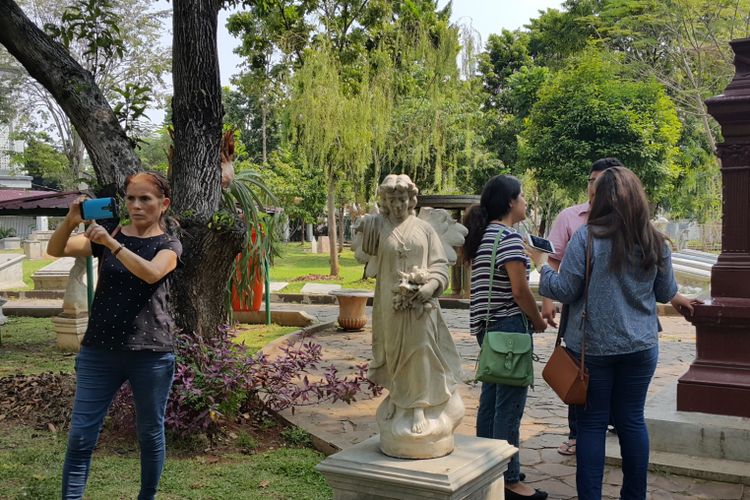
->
xmin=462 ymin=204 xmax=489 ymax=263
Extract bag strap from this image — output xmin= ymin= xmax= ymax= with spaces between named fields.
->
xmin=552 ymin=231 xmax=592 ymax=374
xmin=484 ymin=225 xmax=529 ymax=332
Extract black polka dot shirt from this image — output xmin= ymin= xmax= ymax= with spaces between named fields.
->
xmin=81 ymin=222 xmax=183 ymax=352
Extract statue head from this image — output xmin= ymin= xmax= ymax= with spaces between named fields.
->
xmin=378 ymin=174 xmax=418 ymax=222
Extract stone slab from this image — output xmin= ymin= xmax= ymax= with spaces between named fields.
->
xmin=316 ymin=434 xmax=516 ymax=500
xmin=267 ymin=281 xmax=288 ymax=293
xmin=234 ymin=310 xmax=314 ymax=327
xmin=605 ymin=436 xmax=750 ymax=485
xmin=300 ymin=283 xmax=342 ymax=295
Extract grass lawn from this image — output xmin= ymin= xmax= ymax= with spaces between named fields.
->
xmin=270 ymin=242 xmax=374 ymax=294
xmin=0 ymin=317 xmax=331 ymax=499
xmin=0 ymin=317 xmax=75 ymax=377
xmin=0 ymin=423 xmax=330 ymax=500
xmin=233 ymin=323 xmax=298 ymax=354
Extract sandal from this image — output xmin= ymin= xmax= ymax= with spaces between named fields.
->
xmin=557 ymin=439 xmax=576 ymax=456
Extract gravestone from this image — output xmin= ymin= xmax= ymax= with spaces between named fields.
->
xmin=0 ymin=237 xmax=21 ymax=249
xmin=33 ymin=257 xmax=75 ymax=290
xmin=22 ymin=239 xmax=42 ymax=260
xmin=318 ymin=235 xmax=330 ymax=254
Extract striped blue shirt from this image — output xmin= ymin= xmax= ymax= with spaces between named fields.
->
xmin=470 ymin=223 xmax=530 ymax=336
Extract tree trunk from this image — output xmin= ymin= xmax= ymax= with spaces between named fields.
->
xmin=338 ymin=202 xmax=345 ymax=253
xmin=261 ymin=99 xmax=268 ymax=164
xmin=169 ymin=0 xmax=243 ymax=339
xmin=327 ymin=176 xmax=340 ymax=276
xmin=0 ymin=0 xmax=140 ymax=193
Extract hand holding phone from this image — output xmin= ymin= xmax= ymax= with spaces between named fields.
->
xmin=80 ymin=197 xmax=118 ymax=221
xmin=527 ymin=234 xmax=555 ymax=254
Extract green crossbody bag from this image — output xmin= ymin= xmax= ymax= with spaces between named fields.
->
xmin=475 ymin=227 xmax=534 ymax=387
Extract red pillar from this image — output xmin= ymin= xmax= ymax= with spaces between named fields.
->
xmin=676 ymin=38 xmax=750 ymax=417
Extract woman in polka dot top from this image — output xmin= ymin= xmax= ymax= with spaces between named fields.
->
xmin=49 ymin=171 xmax=182 ymax=500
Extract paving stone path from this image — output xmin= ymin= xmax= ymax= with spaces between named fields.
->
xmin=265 ymin=304 xmax=748 ymax=500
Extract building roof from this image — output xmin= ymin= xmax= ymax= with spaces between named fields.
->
xmin=0 ymin=189 xmax=84 ymax=216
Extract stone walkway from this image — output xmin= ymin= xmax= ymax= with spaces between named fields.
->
xmin=264 ymin=304 xmax=748 ymax=500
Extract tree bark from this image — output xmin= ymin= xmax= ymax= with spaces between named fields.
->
xmin=327 ymin=176 xmax=340 ymax=276
xmin=1 ymin=0 xmax=243 ymax=340
xmin=170 ymin=0 xmax=243 ymax=339
xmin=0 ymin=0 xmax=140 ymax=193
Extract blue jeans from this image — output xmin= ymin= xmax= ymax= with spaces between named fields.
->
xmin=476 ymin=313 xmax=531 ymax=484
xmin=573 ymin=346 xmax=658 ymax=500
xmin=62 ymin=346 xmax=175 ymax=500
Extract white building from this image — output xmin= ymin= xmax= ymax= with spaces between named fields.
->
xmin=0 ymin=120 xmax=30 ymax=189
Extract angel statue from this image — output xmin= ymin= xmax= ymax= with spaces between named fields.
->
xmin=352 ymin=174 xmax=468 ymax=459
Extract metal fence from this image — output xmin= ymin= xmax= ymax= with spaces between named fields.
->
xmin=0 ymin=215 xmax=38 ymax=238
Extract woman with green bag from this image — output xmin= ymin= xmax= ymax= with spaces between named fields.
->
xmin=462 ymin=175 xmax=547 ymax=500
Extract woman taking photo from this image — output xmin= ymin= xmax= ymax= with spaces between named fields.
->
xmin=528 ymin=167 xmax=696 ymax=499
xmin=49 ymin=172 xmax=182 ymax=500
xmin=463 ymin=175 xmax=548 ymax=500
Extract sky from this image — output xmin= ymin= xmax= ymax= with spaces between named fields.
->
xmin=148 ymin=0 xmax=563 ymax=122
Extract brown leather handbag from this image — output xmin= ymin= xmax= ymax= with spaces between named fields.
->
xmin=542 ymin=232 xmax=592 ymax=405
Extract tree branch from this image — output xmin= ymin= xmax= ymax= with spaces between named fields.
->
xmin=0 ymin=0 xmax=140 ymax=193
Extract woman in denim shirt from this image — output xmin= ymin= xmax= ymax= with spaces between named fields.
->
xmin=528 ymin=167 xmax=697 ymax=500
xmin=463 ymin=175 xmax=548 ymax=500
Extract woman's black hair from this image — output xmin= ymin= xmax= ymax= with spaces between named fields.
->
xmin=462 ymin=175 xmax=522 ymax=263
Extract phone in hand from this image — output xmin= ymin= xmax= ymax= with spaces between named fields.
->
xmin=527 ymin=234 xmax=555 ymax=254
xmin=80 ymin=197 xmax=118 ymax=221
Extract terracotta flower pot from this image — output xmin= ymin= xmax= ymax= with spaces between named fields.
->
xmin=330 ymin=289 xmax=373 ymax=331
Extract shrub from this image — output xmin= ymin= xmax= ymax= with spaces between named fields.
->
xmin=111 ymin=325 xmax=380 ymax=439
xmin=0 ymin=227 xmax=17 ymax=239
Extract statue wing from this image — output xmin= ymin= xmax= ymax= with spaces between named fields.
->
xmin=352 ymin=212 xmax=382 ymax=278
xmin=417 ymin=207 xmax=468 ymax=266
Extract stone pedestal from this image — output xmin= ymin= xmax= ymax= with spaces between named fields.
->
xmin=330 ymin=289 xmax=372 ymax=331
xmin=677 ymin=38 xmax=750 ymax=418
xmin=316 ymin=434 xmax=517 ymax=500
xmin=53 ymin=257 xmax=91 ymax=352
xmin=53 ymin=315 xmax=88 ymax=351
xmin=677 ymin=298 xmax=750 ymax=417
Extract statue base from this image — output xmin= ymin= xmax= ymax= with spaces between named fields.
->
xmin=316 ymin=434 xmax=517 ymax=500
xmin=376 ymin=390 xmax=464 ymax=459
xmin=53 ymin=315 xmax=88 ymax=352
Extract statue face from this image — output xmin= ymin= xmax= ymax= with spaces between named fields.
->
xmin=386 ymin=191 xmax=409 ymax=221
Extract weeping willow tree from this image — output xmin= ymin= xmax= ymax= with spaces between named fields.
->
xmin=289 ymin=43 xmax=377 ymax=276
xmin=381 ymin=11 xmax=492 ymax=194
